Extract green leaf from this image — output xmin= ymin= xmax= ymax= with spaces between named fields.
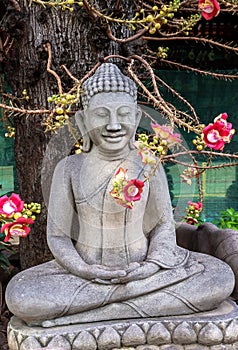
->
xmin=0 ymin=253 xmax=11 ymax=268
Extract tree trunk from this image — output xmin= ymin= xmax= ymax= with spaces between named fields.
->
xmin=3 ymin=1 xmax=135 ymax=269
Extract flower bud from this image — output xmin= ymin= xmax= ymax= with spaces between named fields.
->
xmin=196 ymin=145 xmax=203 ymax=151
xmin=14 ymin=212 xmax=22 ymax=220
xmin=56 ymin=107 xmax=64 ymax=115
xmin=147 ymin=15 xmax=154 ymax=22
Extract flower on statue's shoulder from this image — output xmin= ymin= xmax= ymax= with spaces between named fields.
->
xmin=0 ymin=193 xmax=24 ymax=218
xmin=202 ymin=112 xmax=235 ymax=151
xmin=1 ymin=217 xmax=34 ymax=242
xmin=198 ymin=0 xmax=220 ymax=20
xmin=151 ymin=123 xmax=182 ymax=147
xmin=123 ymin=179 xmax=144 ymax=203
xmin=110 ymin=167 xmax=145 ymax=209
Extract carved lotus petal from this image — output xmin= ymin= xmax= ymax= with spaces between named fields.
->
xmin=147 ymin=323 xmax=171 ymax=345
xmin=7 ymin=330 xmax=18 ymax=350
xmin=20 ymin=336 xmax=41 ymax=350
xmin=198 ymin=323 xmax=223 ymax=345
xmin=73 ymin=331 xmax=97 ymax=350
xmin=122 ymin=324 xmax=146 ymax=347
xmin=172 ymin=321 xmax=197 ymax=344
xmin=137 ymin=345 xmax=161 ymax=350
xmin=98 ymin=327 xmax=121 ymax=349
xmin=47 ymin=335 xmax=71 ymax=350
xmin=224 ymin=320 xmax=238 ymax=343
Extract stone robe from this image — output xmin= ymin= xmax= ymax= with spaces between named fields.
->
xmin=6 ymin=151 xmax=235 ymax=325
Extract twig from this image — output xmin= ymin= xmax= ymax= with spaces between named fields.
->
xmin=161 ymin=59 xmax=238 ymax=80
xmin=8 ymin=0 xmax=21 ymax=11
xmin=106 ymin=25 xmax=148 ymax=44
xmin=0 ymin=103 xmax=50 ymax=115
xmin=61 ymin=65 xmax=80 ymax=84
xmin=166 ymin=157 xmax=238 ymax=169
xmin=116 ymin=0 xmax=122 ymax=11
xmin=154 ymin=75 xmax=199 ymax=124
xmin=82 ymin=0 xmax=97 ymax=20
xmin=142 ymin=36 xmax=238 ymax=53
xmin=128 ymin=59 xmax=201 ymax=133
xmin=44 ymin=42 xmax=63 ymax=94
xmin=163 ymin=150 xmax=238 ymax=161
xmin=3 ymin=36 xmax=15 ymax=57
xmin=130 ymin=55 xmax=174 ymax=118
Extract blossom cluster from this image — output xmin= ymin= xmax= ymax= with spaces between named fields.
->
xmin=180 ymin=167 xmax=198 ymax=186
xmin=110 ymin=124 xmax=182 ymax=208
xmin=184 ymin=201 xmax=203 ymax=225
xmin=133 ymin=123 xmax=182 ymax=166
xmin=0 ymin=193 xmax=40 ymax=242
xmin=110 ymin=113 xmax=235 ymax=209
xmin=110 ymin=168 xmax=144 ymax=209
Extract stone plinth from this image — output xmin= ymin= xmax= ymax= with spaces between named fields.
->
xmin=7 ymin=300 xmax=238 ymax=350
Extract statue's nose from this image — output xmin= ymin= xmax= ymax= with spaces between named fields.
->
xmin=106 ymin=114 xmax=122 ymax=131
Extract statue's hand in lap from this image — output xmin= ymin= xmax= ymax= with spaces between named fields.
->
xmin=76 ymin=263 xmax=127 ymax=283
xmin=111 ymin=261 xmax=160 ymax=284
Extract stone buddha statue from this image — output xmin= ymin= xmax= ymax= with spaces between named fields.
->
xmin=6 ymin=63 xmax=235 ymax=328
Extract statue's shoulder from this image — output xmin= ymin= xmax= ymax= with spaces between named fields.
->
xmin=54 ymin=154 xmax=85 ymax=178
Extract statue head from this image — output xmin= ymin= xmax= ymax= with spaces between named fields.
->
xmin=76 ymin=63 xmax=142 ymax=155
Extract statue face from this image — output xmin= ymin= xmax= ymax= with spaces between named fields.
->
xmin=83 ymin=92 xmax=140 ymax=155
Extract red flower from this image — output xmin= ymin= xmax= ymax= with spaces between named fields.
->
xmin=1 ymin=217 xmax=34 ymax=242
xmin=186 ymin=217 xmax=199 ymax=225
xmin=123 ymin=179 xmax=144 ymax=203
xmin=198 ymin=0 xmax=220 ymax=20
xmin=0 ymin=193 xmax=24 ymax=218
xmin=188 ymin=201 xmax=203 ymax=211
xmin=202 ymin=113 xmax=235 ymax=150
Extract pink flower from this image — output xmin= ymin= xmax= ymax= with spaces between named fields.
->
xmin=198 ymin=0 xmax=220 ymax=20
xmin=1 ymin=217 xmax=34 ymax=242
xmin=123 ymin=179 xmax=144 ymax=202
xmin=110 ymin=168 xmax=144 ymax=209
xmin=188 ymin=201 xmax=203 ymax=211
xmin=0 ymin=193 xmax=24 ymax=218
xmin=202 ymin=113 xmax=235 ymax=150
xmin=133 ymin=141 xmax=157 ymax=165
xmin=151 ymin=123 xmax=182 ymax=146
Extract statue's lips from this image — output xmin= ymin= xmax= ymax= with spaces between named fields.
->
xmin=102 ymin=133 xmax=126 ymax=142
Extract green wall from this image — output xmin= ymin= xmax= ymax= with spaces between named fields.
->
xmin=155 ymin=70 xmax=238 ymax=221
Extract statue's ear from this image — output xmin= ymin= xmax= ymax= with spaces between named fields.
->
xmin=129 ymin=106 xmax=143 ymax=150
xmin=136 ymin=106 xmax=142 ymax=127
xmin=75 ymin=110 xmax=91 ymax=152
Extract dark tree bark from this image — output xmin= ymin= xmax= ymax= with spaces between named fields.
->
xmin=1 ymin=1 xmax=137 ymax=269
